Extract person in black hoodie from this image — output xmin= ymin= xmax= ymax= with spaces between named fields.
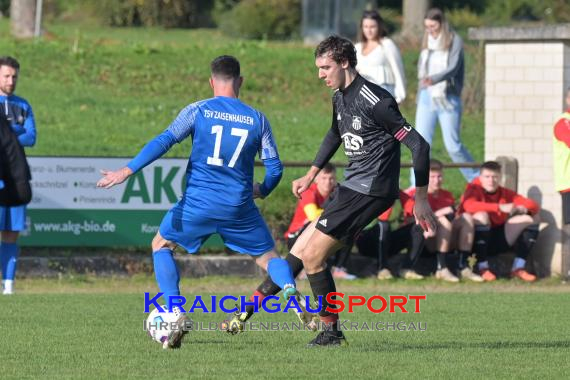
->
xmin=0 ymin=113 xmax=32 ymax=207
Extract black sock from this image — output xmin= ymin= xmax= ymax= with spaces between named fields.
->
xmin=514 ymin=225 xmax=539 ymax=260
xmin=407 ymin=224 xmax=425 ymax=268
xmin=458 ymin=250 xmax=471 ymax=269
xmin=246 ymin=253 xmax=304 ymax=315
xmin=474 ymin=225 xmax=491 ymax=264
xmin=436 ymin=252 xmax=446 ymax=270
xmin=307 ymin=269 xmax=339 ymax=332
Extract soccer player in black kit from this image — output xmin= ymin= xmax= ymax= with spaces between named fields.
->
xmin=226 ymin=36 xmax=436 ymax=346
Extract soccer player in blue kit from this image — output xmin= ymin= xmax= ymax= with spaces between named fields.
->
xmin=97 ymin=56 xmax=299 ymax=349
xmin=0 ymin=56 xmax=36 ymax=296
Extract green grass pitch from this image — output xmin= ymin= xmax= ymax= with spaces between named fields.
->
xmin=1 ymin=277 xmax=569 ymax=379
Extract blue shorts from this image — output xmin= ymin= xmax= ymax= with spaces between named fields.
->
xmin=0 ymin=205 xmax=26 ymax=231
xmin=159 ymin=203 xmax=275 ymax=256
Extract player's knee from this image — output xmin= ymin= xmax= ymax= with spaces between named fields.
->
xmin=301 ymin=250 xmax=324 ymax=272
xmin=255 ymin=250 xmax=279 ymax=269
xmin=151 ymin=233 xmax=175 ymax=252
xmin=261 ymin=249 xmax=279 ymax=260
xmin=460 ymin=213 xmax=475 ymax=227
xmin=508 ymin=214 xmax=533 ymax=226
xmin=473 ymin=212 xmax=490 ymax=226
xmin=151 ymin=235 xmax=162 ymax=252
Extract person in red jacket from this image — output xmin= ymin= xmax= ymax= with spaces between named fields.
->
xmin=284 ymin=163 xmax=355 ymax=280
xmin=354 ymin=189 xmax=425 ymax=280
xmin=285 ymin=163 xmax=336 ymax=249
xmin=458 ymin=161 xmax=540 ymax=282
xmin=407 ymin=159 xmax=483 ymax=282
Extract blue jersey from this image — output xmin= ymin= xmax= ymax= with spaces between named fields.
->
xmin=166 ymin=96 xmax=279 ymax=218
xmin=0 ymin=95 xmax=36 ymax=147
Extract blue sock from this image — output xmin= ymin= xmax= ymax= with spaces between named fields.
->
xmin=152 ymin=248 xmax=180 ymax=310
xmin=267 ymin=258 xmax=296 ymax=290
xmin=1 ymin=243 xmax=19 ymax=280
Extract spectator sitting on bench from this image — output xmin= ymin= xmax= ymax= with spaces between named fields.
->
xmin=355 ymin=190 xmax=426 ymax=280
xmin=406 ymin=159 xmax=483 ymax=282
xmin=284 ymin=163 xmax=356 ymax=280
xmin=458 ymin=161 xmax=540 ymax=282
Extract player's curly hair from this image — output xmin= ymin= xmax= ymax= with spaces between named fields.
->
xmin=314 ymin=35 xmax=357 ymax=69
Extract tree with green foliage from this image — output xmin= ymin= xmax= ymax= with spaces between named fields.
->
xmin=217 ymin=0 xmax=301 ymax=40
xmin=94 ymin=0 xmax=214 ymax=28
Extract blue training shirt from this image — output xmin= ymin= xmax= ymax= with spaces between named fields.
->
xmin=128 ymin=96 xmax=280 ymax=218
xmin=0 ymin=94 xmax=36 ymax=147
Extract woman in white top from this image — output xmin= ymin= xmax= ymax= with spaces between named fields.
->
xmin=355 ymin=10 xmax=406 ymax=103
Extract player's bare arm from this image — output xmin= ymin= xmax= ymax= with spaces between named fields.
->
xmin=413 ymin=186 xmax=438 ymax=233
xmin=97 ymin=167 xmax=133 ymax=189
xmin=299 ymin=111 xmax=341 ymax=200
xmin=292 ymin=166 xmax=320 ymax=199
xmin=97 ymin=128 xmax=180 ymax=190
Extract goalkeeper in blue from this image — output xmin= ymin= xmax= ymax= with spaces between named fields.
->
xmin=97 ymin=56 xmax=301 ymax=349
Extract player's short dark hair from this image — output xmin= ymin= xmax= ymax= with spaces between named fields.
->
xmin=314 ymin=35 xmax=357 ymax=69
xmin=0 ymin=56 xmax=20 ymax=70
xmin=210 ymin=55 xmax=240 ymax=80
xmin=429 ymin=159 xmax=444 ymax=172
xmin=481 ymin=161 xmax=501 ymax=172
xmin=321 ymin=163 xmax=336 ymax=174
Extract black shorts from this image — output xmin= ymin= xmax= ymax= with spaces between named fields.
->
xmin=562 ymin=192 xmax=570 ymax=225
xmin=488 ymin=225 xmax=512 ymax=255
xmin=315 ymin=185 xmax=395 ymax=246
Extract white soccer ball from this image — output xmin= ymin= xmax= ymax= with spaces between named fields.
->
xmin=145 ymin=306 xmax=183 ymax=344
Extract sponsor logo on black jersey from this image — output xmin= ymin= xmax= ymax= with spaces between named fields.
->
xmin=341 ymin=133 xmax=364 ymax=151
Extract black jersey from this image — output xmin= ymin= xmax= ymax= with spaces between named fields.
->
xmin=0 ymin=114 xmax=31 ymax=206
xmin=313 ymin=75 xmax=429 ymax=198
